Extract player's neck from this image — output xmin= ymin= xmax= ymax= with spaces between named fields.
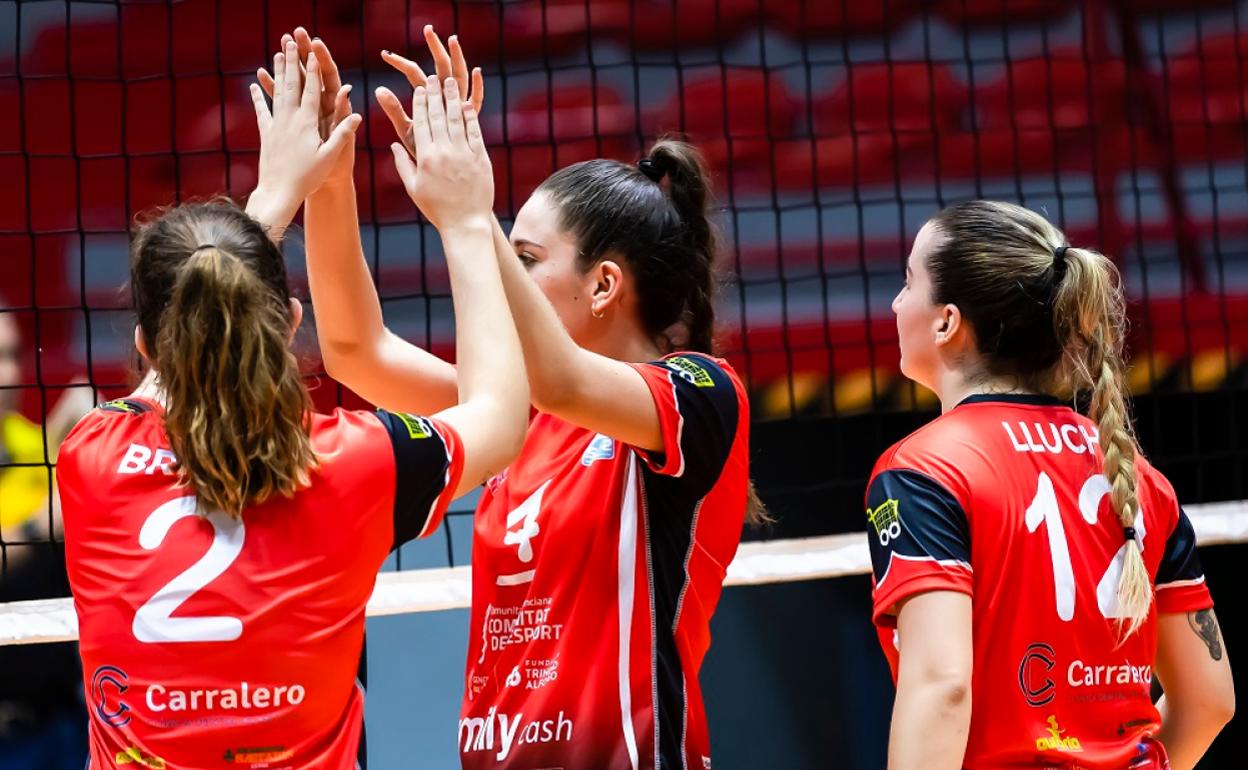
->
xmin=583 ymin=320 xmax=664 ymax=363
xmin=935 ymin=369 xmax=1036 ymax=414
xmin=130 ymin=368 xmax=169 ymax=410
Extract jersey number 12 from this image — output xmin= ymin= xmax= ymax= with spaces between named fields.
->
xmin=1025 ymin=471 xmax=1145 ymax=622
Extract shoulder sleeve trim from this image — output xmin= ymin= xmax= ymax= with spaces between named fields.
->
xmin=97 ymin=399 xmax=151 ymax=415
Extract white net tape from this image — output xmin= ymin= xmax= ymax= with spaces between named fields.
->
xmin=5 ymin=499 xmax=1248 ymax=645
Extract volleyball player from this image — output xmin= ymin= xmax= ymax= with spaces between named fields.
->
xmin=866 ymin=201 xmax=1235 ymax=770
xmin=57 ymin=40 xmax=527 ymax=770
xmin=280 ymin=27 xmax=759 ymax=770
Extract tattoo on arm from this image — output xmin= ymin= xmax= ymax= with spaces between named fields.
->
xmin=1188 ymin=609 xmax=1224 ymax=661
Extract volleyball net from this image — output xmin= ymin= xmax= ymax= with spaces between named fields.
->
xmin=2 ymin=0 xmax=1247 ymax=676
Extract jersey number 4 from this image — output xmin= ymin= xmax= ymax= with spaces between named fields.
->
xmin=1025 ymin=471 xmax=1145 ymax=622
xmin=133 ymin=496 xmax=245 ymax=644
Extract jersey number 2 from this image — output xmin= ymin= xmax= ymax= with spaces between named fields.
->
xmin=1025 ymin=471 xmax=1145 ymax=622
xmin=133 ymin=496 xmax=245 ymax=643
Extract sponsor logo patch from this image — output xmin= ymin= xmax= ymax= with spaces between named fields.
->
xmin=459 ymin=708 xmax=574 ymax=762
xmin=1035 ymin=715 xmax=1083 ymax=753
xmin=100 ymin=399 xmax=147 ymax=414
xmin=867 ymin=498 xmax=902 ymax=546
xmin=115 ymin=747 xmax=165 ymax=768
xmin=394 ymin=412 xmax=433 ymax=440
xmin=580 ymin=433 xmax=615 ymax=466
xmin=666 ymin=356 xmax=715 ymax=387
xmin=1019 ymin=643 xmax=1057 ymax=707
xmin=223 ymin=746 xmax=294 ymax=764
xmin=92 ymin=665 xmax=132 ymax=728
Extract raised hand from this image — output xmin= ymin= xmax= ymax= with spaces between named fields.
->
xmin=257 ymin=28 xmax=356 ymax=190
xmin=390 ymin=75 xmax=492 ymax=231
xmin=376 ymin=25 xmax=484 ymax=162
xmin=248 ymin=39 xmax=362 ymax=220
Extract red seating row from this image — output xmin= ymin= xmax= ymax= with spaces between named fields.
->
xmin=6 ymin=32 xmax=1245 ymax=153
xmin=7 ymin=0 xmax=1239 ymax=79
xmin=2 ymin=48 xmax=1244 ymax=233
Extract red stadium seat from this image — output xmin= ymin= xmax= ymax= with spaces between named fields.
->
xmin=773 ymin=133 xmax=919 ymax=190
xmin=1116 ymin=0 xmax=1237 ymax=12
xmin=813 ymin=62 xmax=966 ymax=135
xmin=627 ymin=0 xmax=759 ymax=52
xmin=766 ymin=0 xmax=922 ymax=40
xmin=933 ymin=0 xmax=1076 ymax=27
xmin=1164 ymin=33 xmax=1248 ymax=128
xmin=401 ymin=0 xmax=632 ymax=66
xmin=975 ymin=52 xmax=1127 ymax=131
xmin=645 ymin=69 xmax=799 ymax=140
xmin=495 ymin=82 xmax=634 ymax=145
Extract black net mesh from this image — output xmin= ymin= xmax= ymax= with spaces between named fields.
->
xmin=2 ymin=0 xmax=1247 ymax=577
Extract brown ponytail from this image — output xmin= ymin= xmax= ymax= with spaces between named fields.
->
xmin=131 ymin=200 xmax=315 ymax=518
xmin=927 ymin=201 xmax=1148 ymax=633
xmin=1052 ymin=246 xmax=1150 ymax=636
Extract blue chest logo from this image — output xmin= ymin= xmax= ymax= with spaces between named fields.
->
xmin=580 ymin=434 xmax=616 ymax=466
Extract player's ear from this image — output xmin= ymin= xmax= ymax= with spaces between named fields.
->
xmin=133 ymin=325 xmax=151 ymax=363
xmin=933 ymin=303 xmax=962 ymax=347
xmin=287 ymin=297 xmax=304 ymax=343
xmin=588 ymin=259 xmax=624 ymax=319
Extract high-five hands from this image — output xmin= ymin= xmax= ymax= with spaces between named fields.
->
xmin=376 ymin=25 xmax=484 ymax=163
xmin=390 ymin=75 xmax=493 ymax=230
xmin=248 ymin=35 xmax=361 ymax=216
xmin=258 ymin=28 xmax=352 ymax=145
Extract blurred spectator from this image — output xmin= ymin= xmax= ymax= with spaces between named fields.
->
xmin=0 ymin=309 xmax=94 ymax=770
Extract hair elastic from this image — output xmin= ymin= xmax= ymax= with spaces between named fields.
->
xmin=638 ymin=157 xmax=666 ymax=183
xmin=1123 ymin=526 xmax=1137 ymax=542
xmin=1052 ymin=245 xmax=1070 ymax=280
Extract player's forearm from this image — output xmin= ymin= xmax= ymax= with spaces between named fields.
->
xmin=304 ymin=181 xmax=387 ymax=363
xmin=303 ymin=183 xmax=459 ymax=413
xmin=447 ymin=218 xmax=528 ymax=442
xmin=491 ymin=217 xmax=587 ymax=413
xmin=1156 ymin=695 xmax=1233 ymax=770
xmin=303 ymin=183 xmax=402 ymax=395
xmin=888 ymin=677 xmax=971 ymax=770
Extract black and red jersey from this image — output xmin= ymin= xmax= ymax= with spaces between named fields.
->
xmin=59 ymin=398 xmax=462 ymax=770
xmin=460 ymin=353 xmax=750 ymax=770
xmin=866 ymin=394 xmax=1212 ymax=769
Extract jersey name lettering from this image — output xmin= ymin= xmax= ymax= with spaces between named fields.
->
xmin=118 ymin=443 xmax=177 ymax=476
xmin=1002 ymin=421 xmax=1099 ymax=455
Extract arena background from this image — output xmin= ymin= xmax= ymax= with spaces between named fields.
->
xmin=2 ymin=0 xmax=1247 ymax=767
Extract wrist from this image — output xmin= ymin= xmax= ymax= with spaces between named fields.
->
xmin=307 ymin=176 xmax=355 ymax=202
xmin=437 ymin=213 xmax=495 ymax=237
xmin=246 ymin=186 xmax=301 ymax=230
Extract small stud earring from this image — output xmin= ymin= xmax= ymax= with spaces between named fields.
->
xmin=591 ymin=306 xmax=605 ymax=319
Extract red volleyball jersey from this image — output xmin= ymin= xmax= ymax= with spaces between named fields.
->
xmin=58 ymin=397 xmax=463 ymax=770
xmin=865 ymin=394 xmax=1213 ymax=770
xmin=459 ymin=353 xmax=749 ymax=770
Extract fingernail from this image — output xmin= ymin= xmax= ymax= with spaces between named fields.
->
xmin=381 ymin=49 xmax=390 ymax=56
